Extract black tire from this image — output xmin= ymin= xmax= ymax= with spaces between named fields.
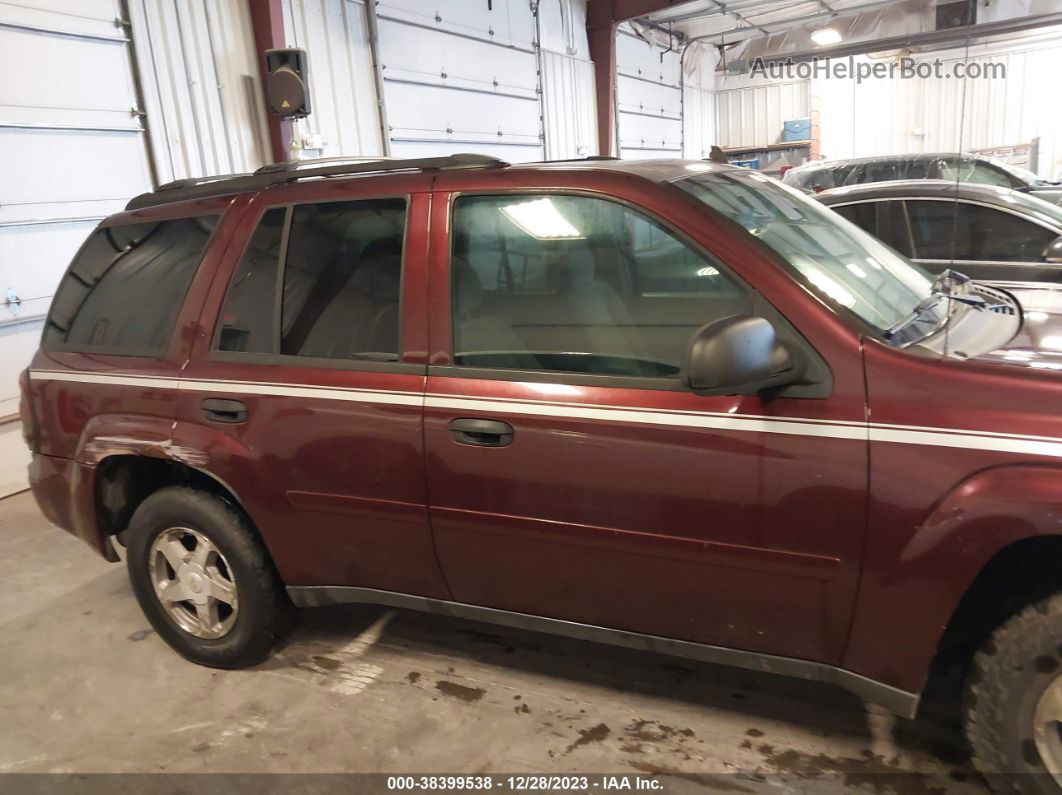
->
xmin=966 ymin=592 xmax=1062 ymax=794
xmin=125 ymin=486 xmax=292 ymax=668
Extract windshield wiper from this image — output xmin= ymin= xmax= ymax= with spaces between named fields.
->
xmin=884 ymin=269 xmax=977 ymax=343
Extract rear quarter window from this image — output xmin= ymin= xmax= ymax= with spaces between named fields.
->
xmin=44 ymin=215 xmax=218 ymax=355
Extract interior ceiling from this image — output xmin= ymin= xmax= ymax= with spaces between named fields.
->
xmin=643 ymin=0 xmax=902 ymax=40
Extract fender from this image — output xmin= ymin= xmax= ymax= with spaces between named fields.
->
xmin=844 ymin=463 xmax=1062 ymax=693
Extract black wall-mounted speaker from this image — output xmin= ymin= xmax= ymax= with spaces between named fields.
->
xmin=265 ymin=48 xmax=311 ymax=118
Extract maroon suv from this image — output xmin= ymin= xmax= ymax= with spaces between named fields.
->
xmin=20 ymin=154 xmax=1062 ymax=789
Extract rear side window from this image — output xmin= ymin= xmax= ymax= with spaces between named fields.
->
xmin=45 ymin=216 xmax=218 ymax=354
xmin=215 ymin=198 xmax=406 ymax=362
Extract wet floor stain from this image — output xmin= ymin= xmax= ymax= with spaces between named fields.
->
xmin=565 ymin=722 xmax=610 ymax=754
xmin=760 ymin=747 xmax=950 ymax=795
xmin=434 ymin=680 xmax=486 ymax=703
xmin=312 ymin=655 xmax=342 ymax=671
xmin=127 ymin=629 xmax=154 ymax=642
xmin=745 ymin=728 xmax=764 ymax=738
xmin=406 ymin=671 xmax=421 ymax=684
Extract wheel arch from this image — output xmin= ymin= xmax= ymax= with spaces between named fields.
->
xmin=846 ymin=463 xmax=1062 ymax=695
xmin=94 ymin=454 xmax=271 ymax=567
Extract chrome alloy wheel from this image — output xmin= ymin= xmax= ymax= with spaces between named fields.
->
xmin=1035 ymin=672 xmax=1062 ymax=782
xmin=148 ymin=527 xmax=239 ymax=639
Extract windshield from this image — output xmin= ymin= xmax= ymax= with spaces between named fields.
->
xmin=677 ymin=169 xmax=935 ymax=336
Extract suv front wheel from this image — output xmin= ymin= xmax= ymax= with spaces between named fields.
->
xmin=967 ymin=592 xmax=1062 ymax=794
xmin=125 ymin=486 xmax=291 ymax=668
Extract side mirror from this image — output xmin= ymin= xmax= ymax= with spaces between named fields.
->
xmin=1044 ymin=236 xmax=1062 ymax=264
xmin=681 ymin=315 xmax=802 ymax=395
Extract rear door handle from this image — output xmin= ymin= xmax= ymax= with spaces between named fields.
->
xmin=448 ymin=418 xmax=513 ymax=447
xmin=201 ymin=398 xmax=248 ymax=424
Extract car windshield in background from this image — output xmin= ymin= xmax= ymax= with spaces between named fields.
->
xmin=677 ymin=169 xmax=934 ymax=335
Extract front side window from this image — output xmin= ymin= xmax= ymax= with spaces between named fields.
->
xmin=214 ymin=198 xmax=406 ymax=362
xmin=451 ymin=194 xmax=751 ymax=378
xmin=216 ymin=208 xmax=286 ymax=353
xmin=45 ymin=216 xmax=218 ymax=353
xmin=677 ymin=170 xmax=932 ymax=334
xmin=906 ymin=200 xmax=1057 ymax=262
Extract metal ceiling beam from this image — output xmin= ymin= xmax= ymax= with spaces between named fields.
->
xmin=707 ymin=2 xmax=771 ymax=37
xmin=677 ymin=0 xmax=900 ymax=44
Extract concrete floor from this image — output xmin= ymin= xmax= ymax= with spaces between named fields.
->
xmin=0 ymin=490 xmax=989 ymax=792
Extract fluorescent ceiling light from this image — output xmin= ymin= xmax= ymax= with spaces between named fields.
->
xmin=500 ymin=198 xmax=582 ymax=239
xmin=811 ymin=27 xmax=842 ymax=46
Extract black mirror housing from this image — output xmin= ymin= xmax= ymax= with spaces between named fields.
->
xmin=681 ymin=315 xmax=802 ymax=395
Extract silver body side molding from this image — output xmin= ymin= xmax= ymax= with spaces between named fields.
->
xmin=286 ymin=585 xmax=920 ymax=719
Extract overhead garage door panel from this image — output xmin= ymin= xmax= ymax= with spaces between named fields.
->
xmin=378 ymin=0 xmax=534 ymax=49
xmin=378 ymin=18 xmax=538 ymax=97
xmin=0 ymin=128 xmax=150 ymax=224
xmin=617 ymin=76 xmax=681 ymax=119
xmin=1 ymin=26 xmax=137 ymax=128
xmin=616 ymin=28 xmax=682 ymax=86
xmin=376 ymin=0 xmax=543 ymax=162
xmin=616 ymin=26 xmax=682 ymax=160
xmin=384 ymin=80 xmax=541 ymax=150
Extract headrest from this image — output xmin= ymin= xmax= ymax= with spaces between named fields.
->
xmin=351 ymin=238 xmax=401 ymax=301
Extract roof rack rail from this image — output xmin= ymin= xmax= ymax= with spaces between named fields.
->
xmin=126 ymin=153 xmax=508 ymax=211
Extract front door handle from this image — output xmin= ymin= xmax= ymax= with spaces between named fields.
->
xmin=201 ymin=398 xmax=248 ymax=424
xmin=448 ymin=418 xmax=513 ymax=447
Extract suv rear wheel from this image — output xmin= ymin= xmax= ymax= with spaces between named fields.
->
xmin=125 ymin=486 xmax=291 ymax=668
xmin=966 ymin=592 xmax=1062 ymax=793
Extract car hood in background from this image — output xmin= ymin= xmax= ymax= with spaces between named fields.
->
xmin=975 ymin=285 xmax=1062 ymax=370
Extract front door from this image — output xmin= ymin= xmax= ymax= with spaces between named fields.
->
xmin=423 ymin=188 xmax=868 ymax=664
xmin=174 ymin=182 xmax=446 ymax=597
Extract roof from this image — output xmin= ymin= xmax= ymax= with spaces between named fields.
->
xmin=125 ymin=155 xmax=740 ymax=211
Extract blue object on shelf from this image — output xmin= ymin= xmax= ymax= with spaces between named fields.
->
xmin=782 ymin=118 xmax=811 ymax=142
xmin=729 ymin=158 xmax=759 ymax=169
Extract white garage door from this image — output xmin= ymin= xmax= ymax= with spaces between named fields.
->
xmin=616 ymin=24 xmax=682 ymax=159
xmin=0 ymin=0 xmax=154 ymax=418
xmin=377 ymin=0 xmax=544 ymax=162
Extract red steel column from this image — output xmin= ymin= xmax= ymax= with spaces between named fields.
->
xmin=248 ymin=0 xmax=293 ymax=163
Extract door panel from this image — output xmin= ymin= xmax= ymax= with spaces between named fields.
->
xmin=423 ymin=187 xmax=868 ymax=664
xmin=175 ymin=184 xmax=445 ymax=596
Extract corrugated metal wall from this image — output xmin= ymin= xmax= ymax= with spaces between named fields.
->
xmin=616 ymin=23 xmax=682 ymax=159
xmin=714 ymin=78 xmax=810 ymax=150
xmin=0 ymin=0 xmax=154 ymax=418
xmin=129 ymin=0 xmax=269 ymax=182
xmin=283 ymin=0 xmax=383 ymax=159
xmin=817 ymin=41 xmax=1062 ymax=180
xmin=539 ymin=0 xmax=597 ymax=160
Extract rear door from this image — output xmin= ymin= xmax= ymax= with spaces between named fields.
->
xmin=422 ymin=180 xmax=869 ymax=664
xmin=174 ymin=176 xmax=446 ymax=596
